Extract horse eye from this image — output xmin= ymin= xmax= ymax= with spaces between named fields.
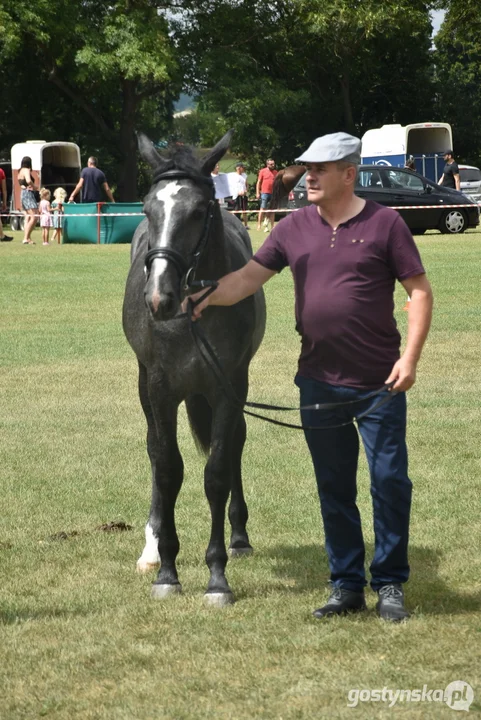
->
xmin=192 ymin=208 xmax=204 ymax=221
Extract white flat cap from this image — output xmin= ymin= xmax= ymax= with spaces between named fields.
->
xmin=295 ymin=132 xmax=361 ymax=164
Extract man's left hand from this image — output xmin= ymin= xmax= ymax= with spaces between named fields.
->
xmin=385 ymin=356 xmax=417 ymax=392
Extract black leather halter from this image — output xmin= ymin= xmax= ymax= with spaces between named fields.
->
xmin=144 ymin=170 xmax=216 ymax=289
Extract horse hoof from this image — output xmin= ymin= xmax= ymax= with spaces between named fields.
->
xmin=136 ymin=560 xmax=160 ymax=574
xmin=229 ymin=546 xmax=253 ymax=558
xmin=151 ymin=583 xmax=182 ymax=599
xmin=204 ymin=592 xmax=235 ymax=607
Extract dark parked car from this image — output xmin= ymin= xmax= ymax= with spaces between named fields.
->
xmin=288 ymin=165 xmax=480 ymax=234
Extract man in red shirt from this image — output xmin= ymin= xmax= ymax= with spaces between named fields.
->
xmin=0 ymin=167 xmax=13 ymax=241
xmin=256 ymin=158 xmax=278 ymax=232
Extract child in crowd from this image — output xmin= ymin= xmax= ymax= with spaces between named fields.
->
xmin=52 ymin=187 xmax=67 ymax=244
xmin=39 ymin=188 xmax=52 ymax=245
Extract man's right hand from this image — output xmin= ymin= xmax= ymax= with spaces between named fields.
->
xmin=181 ymin=292 xmax=211 ymax=320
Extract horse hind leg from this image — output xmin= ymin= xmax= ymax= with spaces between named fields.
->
xmin=185 ymin=394 xmax=212 ymax=455
xmin=228 ymin=414 xmax=253 ymax=558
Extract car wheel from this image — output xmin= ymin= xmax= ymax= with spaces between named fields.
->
xmin=10 ymin=215 xmax=20 ymax=232
xmin=439 ymin=209 xmax=467 ymax=234
xmin=19 ymin=216 xmax=25 ymax=232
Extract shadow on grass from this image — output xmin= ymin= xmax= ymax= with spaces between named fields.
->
xmin=264 ymin=543 xmax=481 ymax=615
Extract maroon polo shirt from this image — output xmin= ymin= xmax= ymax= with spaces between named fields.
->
xmin=253 ymin=201 xmax=425 ymax=388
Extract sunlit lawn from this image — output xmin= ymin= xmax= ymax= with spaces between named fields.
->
xmin=0 ymin=224 xmax=480 ymax=719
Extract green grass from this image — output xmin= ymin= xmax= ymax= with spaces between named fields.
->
xmin=0 ymin=226 xmax=480 ymax=719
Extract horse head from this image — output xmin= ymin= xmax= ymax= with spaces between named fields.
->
xmin=138 ymin=131 xmax=233 ymax=321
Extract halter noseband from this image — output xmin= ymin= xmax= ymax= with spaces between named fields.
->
xmin=144 ymin=170 xmax=216 ymax=288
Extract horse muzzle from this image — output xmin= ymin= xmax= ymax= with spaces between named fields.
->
xmin=144 ymin=287 xmax=180 ymax=321
xmin=144 ymin=269 xmax=181 ymax=321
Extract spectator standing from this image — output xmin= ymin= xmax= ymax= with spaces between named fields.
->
xmin=18 ymin=156 xmax=38 ymax=245
xmin=233 ymin=162 xmax=249 ymax=228
xmin=186 ymin=132 xmax=433 ymax=623
xmin=52 ymin=187 xmax=67 ymax=244
xmin=69 ymin=156 xmax=115 ymax=203
xmin=404 ymin=156 xmax=416 ymax=171
xmin=39 ymin=188 xmax=53 ymax=245
xmin=438 ymin=150 xmax=460 ymax=190
xmin=256 ymin=158 xmax=278 ymax=231
xmin=0 ymin=166 xmax=13 ymax=241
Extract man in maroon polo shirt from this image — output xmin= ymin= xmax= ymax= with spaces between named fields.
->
xmin=185 ymin=132 xmax=433 ymax=622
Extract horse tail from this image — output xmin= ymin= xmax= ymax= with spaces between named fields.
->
xmin=185 ymin=394 xmax=212 ymax=455
xmin=269 ymin=170 xmax=285 ymax=210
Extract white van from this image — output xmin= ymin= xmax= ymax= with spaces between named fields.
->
xmin=458 ymin=165 xmax=481 ymax=204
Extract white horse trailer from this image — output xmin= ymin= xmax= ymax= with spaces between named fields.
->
xmin=361 ymin=122 xmax=453 ymax=182
xmin=10 ymin=140 xmax=81 ymax=231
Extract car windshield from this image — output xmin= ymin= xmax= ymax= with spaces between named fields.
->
xmin=460 ymin=168 xmax=481 ymax=182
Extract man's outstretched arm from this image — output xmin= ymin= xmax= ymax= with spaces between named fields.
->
xmin=183 ymin=259 xmax=276 ymax=319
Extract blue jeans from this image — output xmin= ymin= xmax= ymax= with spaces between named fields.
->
xmin=260 ymin=193 xmax=272 ymax=209
xmin=295 ymin=375 xmax=412 ymax=592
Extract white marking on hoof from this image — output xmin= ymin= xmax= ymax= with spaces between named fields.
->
xmin=136 ymin=560 xmax=160 ymax=574
xmin=229 ymin=546 xmax=254 ymax=558
xmin=137 ymin=522 xmax=160 ymax=572
xmin=204 ymin=592 xmax=235 ymax=607
xmin=151 ymin=583 xmax=182 ymax=599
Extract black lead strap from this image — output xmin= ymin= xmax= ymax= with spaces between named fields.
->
xmin=186 ymin=293 xmax=396 ymax=431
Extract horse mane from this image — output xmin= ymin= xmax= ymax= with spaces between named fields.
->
xmin=157 ymin=143 xmax=204 ymax=177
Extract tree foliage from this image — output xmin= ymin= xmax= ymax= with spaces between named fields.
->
xmin=2 ymin=0 xmax=481 ymax=194
xmin=0 ymin=0 xmax=180 ymax=199
xmin=173 ymin=0 xmax=438 ymax=166
xmin=434 ymin=0 xmax=481 ymax=165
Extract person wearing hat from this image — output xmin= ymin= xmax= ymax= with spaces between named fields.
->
xmin=184 ymin=132 xmax=433 ymax=622
xmin=438 ymin=150 xmax=460 ymax=191
xmin=233 ymin=162 xmax=249 ymax=228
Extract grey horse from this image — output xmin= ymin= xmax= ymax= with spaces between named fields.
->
xmin=122 ymin=131 xmax=266 ymax=605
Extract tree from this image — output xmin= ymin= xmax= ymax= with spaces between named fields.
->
xmin=174 ymin=0 xmax=437 ymax=166
xmin=434 ymin=1 xmax=481 ymax=165
xmin=0 ymin=0 xmax=180 ymax=199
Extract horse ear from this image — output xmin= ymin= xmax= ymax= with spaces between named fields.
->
xmin=200 ymin=130 xmax=234 ymax=176
xmin=137 ymin=132 xmax=164 ymax=169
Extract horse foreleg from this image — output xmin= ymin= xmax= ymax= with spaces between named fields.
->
xmin=203 ymin=400 xmax=241 ymax=606
xmin=228 ymin=414 xmax=253 ymax=557
xmin=136 ymin=363 xmax=162 ymax=572
xmin=137 ymin=366 xmax=184 ymax=597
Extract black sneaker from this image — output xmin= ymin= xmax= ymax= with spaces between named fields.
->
xmin=313 ymin=587 xmax=366 ymax=619
xmin=0 ymin=234 xmax=13 ymax=242
xmin=376 ymin=584 xmax=410 ymax=622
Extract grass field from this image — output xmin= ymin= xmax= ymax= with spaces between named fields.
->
xmin=1 ymin=224 xmax=480 ymax=719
